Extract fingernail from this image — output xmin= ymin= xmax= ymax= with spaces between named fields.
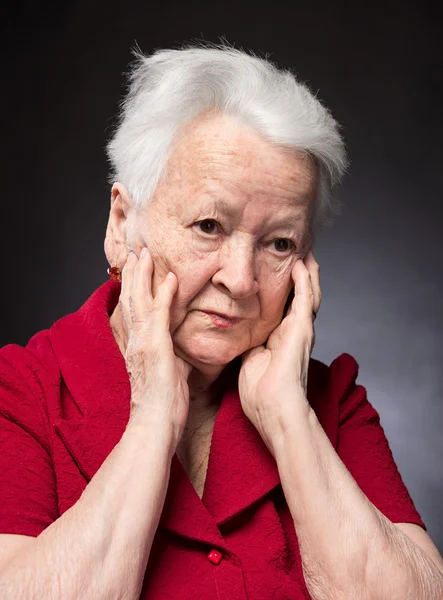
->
xmin=141 ymin=247 xmax=147 ymax=257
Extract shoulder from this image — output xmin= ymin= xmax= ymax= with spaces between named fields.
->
xmin=313 ymin=353 xmax=381 ymax=434
xmin=0 ymin=279 xmax=116 ymax=404
xmin=0 ymin=331 xmax=61 ymax=447
xmin=308 ymin=352 xmax=360 ymax=402
xmin=0 ymin=329 xmax=60 ymax=393
xmin=307 ymin=352 xmax=369 ymax=438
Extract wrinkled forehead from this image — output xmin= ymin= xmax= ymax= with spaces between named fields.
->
xmin=169 ymin=112 xmax=316 ymax=197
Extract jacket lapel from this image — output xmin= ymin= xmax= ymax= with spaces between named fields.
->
xmin=201 ymin=383 xmax=280 ymax=525
xmin=201 ymin=354 xmax=337 ymax=527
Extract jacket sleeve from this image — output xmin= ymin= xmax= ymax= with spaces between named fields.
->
xmin=0 ymin=344 xmax=59 ymax=537
xmin=333 ymin=353 xmax=427 ymax=530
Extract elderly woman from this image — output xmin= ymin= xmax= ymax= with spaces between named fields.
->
xmin=0 ymin=44 xmax=442 ymax=600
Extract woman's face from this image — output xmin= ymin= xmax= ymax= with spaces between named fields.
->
xmin=121 ymin=112 xmax=317 ymax=372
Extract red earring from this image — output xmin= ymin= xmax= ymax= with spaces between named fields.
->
xmin=107 ymin=266 xmax=122 ymax=282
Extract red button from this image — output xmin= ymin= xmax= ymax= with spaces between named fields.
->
xmin=207 ymin=548 xmax=223 ymax=565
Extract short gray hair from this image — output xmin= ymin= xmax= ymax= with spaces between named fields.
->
xmin=106 ymin=41 xmax=348 ymax=232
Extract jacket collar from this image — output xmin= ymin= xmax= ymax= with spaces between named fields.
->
xmin=50 ymin=280 xmax=334 ymax=549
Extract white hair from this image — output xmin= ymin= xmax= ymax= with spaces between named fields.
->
xmin=106 ymin=41 xmax=349 ymax=232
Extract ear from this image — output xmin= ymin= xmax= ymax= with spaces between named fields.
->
xmin=104 ymin=183 xmax=133 ymax=268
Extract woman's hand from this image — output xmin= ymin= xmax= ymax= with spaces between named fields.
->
xmin=119 ymin=248 xmax=193 ymax=449
xmin=238 ymin=250 xmax=321 ymax=457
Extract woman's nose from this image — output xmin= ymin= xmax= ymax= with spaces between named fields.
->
xmin=211 ymin=246 xmax=259 ymax=299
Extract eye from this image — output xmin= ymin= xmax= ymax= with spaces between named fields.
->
xmin=195 ymin=219 xmax=220 ymax=235
xmin=194 ymin=221 xmax=296 ymax=255
xmin=271 ymin=239 xmax=296 ymax=254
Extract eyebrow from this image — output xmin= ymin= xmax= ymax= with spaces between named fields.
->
xmin=268 ymin=214 xmax=304 ymax=229
xmin=209 ymin=197 xmax=304 ymax=230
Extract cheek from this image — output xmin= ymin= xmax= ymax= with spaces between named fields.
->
xmin=176 ymin=261 xmax=215 ymax=301
xmin=261 ymin=281 xmax=291 ymax=315
xmin=149 ymin=242 xmax=197 ymax=297
xmin=168 ymin=265 xmax=215 ymax=331
xmin=170 ymin=246 xmax=218 ymax=300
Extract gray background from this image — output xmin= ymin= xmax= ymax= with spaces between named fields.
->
xmin=1 ymin=0 xmax=442 ymax=552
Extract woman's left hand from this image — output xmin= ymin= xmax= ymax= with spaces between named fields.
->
xmin=238 ymin=250 xmax=321 ymax=457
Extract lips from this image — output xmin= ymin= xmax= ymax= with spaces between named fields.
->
xmin=203 ymin=311 xmax=240 ymax=328
xmin=205 ymin=311 xmax=240 ymax=320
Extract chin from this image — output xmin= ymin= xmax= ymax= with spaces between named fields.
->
xmin=174 ymin=336 xmax=244 ymax=369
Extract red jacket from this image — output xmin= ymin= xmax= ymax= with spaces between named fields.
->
xmin=0 ymin=279 xmax=426 ymax=599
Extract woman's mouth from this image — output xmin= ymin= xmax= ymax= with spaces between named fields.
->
xmin=202 ymin=311 xmax=241 ymax=328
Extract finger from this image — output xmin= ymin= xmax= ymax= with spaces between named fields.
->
xmin=304 ymin=250 xmax=322 ymax=315
xmin=130 ymin=247 xmax=154 ymax=324
xmin=119 ymin=251 xmax=137 ymax=330
xmin=293 ymin=259 xmax=315 ymax=324
xmin=148 ymin=271 xmax=178 ymax=338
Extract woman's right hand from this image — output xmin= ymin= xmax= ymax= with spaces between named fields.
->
xmin=118 ymin=247 xmax=192 ymax=449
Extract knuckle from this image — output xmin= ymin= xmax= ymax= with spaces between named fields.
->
xmin=151 ymin=301 xmax=166 ymax=314
xmin=128 ymin=295 xmax=136 ymax=314
xmin=150 ymin=294 xmax=168 ymax=313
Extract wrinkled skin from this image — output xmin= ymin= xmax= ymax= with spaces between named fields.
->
xmin=105 ymin=110 xmax=317 ymax=419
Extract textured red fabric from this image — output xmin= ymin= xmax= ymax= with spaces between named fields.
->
xmin=0 ymin=280 xmax=426 ymax=599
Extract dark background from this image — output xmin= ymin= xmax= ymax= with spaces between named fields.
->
xmin=1 ymin=1 xmax=442 ymax=552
